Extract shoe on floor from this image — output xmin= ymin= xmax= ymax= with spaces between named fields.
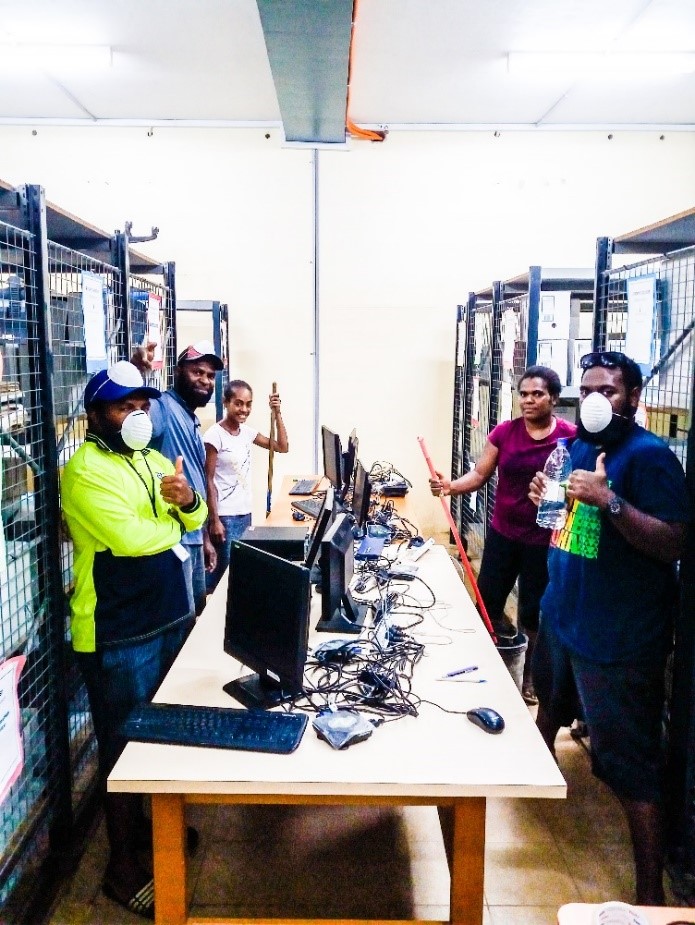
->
xmin=103 ymin=876 xmax=155 ymax=920
xmin=136 ymin=822 xmax=199 ymax=854
xmin=521 ymin=682 xmax=538 ymax=706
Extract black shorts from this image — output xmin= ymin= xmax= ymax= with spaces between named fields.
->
xmin=533 ymin=616 xmax=667 ymax=803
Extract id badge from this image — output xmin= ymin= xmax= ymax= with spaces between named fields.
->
xmin=172 ymin=543 xmax=190 ymax=562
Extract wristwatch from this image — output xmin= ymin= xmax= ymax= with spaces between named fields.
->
xmin=606 ymin=494 xmax=623 ymax=516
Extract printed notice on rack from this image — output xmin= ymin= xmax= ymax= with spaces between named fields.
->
xmin=147 ymin=294 xmax=164 ymax=370
xmin=0 ymin=656 xmax=26 ymax=807
xmin=81 ymin=271 xmax=107 ymax=373
xmin=625 ymin=275 xmax=656 ymax=371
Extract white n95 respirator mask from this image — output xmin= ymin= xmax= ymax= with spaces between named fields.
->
xmin=579 ymin=392 xmax=613 ymax=433
xmin=578 ymin=392 xmax=633 ymax=447
xmin=119 ymin=410 xmax=153 ymax=451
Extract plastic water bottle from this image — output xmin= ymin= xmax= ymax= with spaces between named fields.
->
xmin=536 ymin=438 xmax=571 ymax=529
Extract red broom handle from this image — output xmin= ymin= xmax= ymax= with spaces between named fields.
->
xmin=417 ymin=436 xmax=497 ymax=642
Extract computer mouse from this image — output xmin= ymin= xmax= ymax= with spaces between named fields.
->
xmin=466 ymin=707 xmax=505 ymax=734
xmin=292 ymin=510 xmax=306 ymax=521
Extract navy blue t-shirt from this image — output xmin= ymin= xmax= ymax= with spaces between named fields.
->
xmin=540 ymin=425 xmax=688 ymax=664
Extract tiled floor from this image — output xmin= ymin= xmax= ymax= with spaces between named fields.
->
xmin=46 ymin=723 xmax=679 ymax=925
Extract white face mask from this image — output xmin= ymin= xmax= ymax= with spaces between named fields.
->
xmin=120 ymin=410 xmax=152 ymax=451
xmin=579 ymin=392 xmax=613 ymax=433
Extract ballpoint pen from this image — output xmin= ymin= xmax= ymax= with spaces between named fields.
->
xmin=442 ymin=665 xmax=478 ymax=678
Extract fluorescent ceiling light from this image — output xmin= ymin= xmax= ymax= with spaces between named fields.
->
xmin=507 ymin=51 xmax=695 ymax=77
xmin=0 ymin=44 xmax=112 ymax=71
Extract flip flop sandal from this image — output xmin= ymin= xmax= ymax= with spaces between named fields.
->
xmin=103 ymin=877 xmax=155 ymax=920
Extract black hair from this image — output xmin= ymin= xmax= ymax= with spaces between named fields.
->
xmin=518 ymin=365 xmax=562 ymax=399
xmin=224 ymin=379 xmax=253 ymax=401
xmin=580 ymin=352 xmax=643 ymax=393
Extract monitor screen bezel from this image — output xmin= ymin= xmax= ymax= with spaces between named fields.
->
xmin=350 ymin=458 xmax=371 ymax=531
xmin=321 ymin=424 xmax=343 ymax=495
xmin=304 ymin=485 xmax=335 ymax=570
xmin=224 ymin=541 xmax=311 ymax=705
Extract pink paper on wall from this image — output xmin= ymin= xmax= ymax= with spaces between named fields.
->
xmin=0 ymin=655 xmax=27 ymax=806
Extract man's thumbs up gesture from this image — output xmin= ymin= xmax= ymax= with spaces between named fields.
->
xmin=160 ymin=455 xmax=196 ymax=508
xmin=566 ymin=451 xmax=612 ymax=509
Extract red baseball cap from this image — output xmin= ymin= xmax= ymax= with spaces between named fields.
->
xmin=176 ymin=340 xmax=224 ymax=370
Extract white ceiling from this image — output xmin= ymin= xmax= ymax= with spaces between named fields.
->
xmin=1 ymin=0 xmax=695 ymax=129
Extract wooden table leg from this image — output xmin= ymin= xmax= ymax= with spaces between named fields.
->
xmin=152 ymin=793 xmax=187 ymax=925
xmin=443 ymin=798 xmax=486 ymax=925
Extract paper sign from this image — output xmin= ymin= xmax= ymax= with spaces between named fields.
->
xmin=81 ymin=271 xmax=107 ymax=373
xmin=147 ymin=294 xmax=164 ymax=370
xmin=625 ymin=275 xmax=656 ymax=372
xmin=0 ymin=655 xmax=26 ymax=806
xmin=501 ymin=308 xmax=518 ymax=369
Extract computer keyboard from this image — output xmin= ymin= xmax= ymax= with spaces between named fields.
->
xmin=121 ymin=702 xmax=308 ymax=754
xmin=288 ymin=478 xmax=320 ymax=496
xmin=291 ymin=496 xmax=323 ymax=519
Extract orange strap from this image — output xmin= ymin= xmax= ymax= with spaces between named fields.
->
xmin=346 ymin=0 xmax=386 ymax=142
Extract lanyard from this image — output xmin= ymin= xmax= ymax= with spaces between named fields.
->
xmin=124 ymin=454 xmax=158 ymax=518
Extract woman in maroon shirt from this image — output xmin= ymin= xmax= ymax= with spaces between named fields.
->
xmin=429 ymin=366 xmax=576 ymax=704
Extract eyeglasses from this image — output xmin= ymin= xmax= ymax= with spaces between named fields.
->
xmin=579 ymin=350 xmax=629 ymax=370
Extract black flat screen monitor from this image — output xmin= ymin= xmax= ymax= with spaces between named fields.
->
xmin=223 ymin=541 xmax=311 ymax=709
xmin=342 ymin=429 xmax=358 ymax=495
xmin=321 ymin=425 xmax=344 ymax=497
xmin=350 ymin=458 xmax=372 ymax=532
xmin=315 ymin=512 xmax=368 ymax=635
xmin=304 ymin=485 xmax=335 ymax=571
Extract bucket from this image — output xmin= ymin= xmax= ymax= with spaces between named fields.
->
xmin=495 ymin=632 xmax=528 ymax=693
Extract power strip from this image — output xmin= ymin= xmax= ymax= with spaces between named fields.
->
xmin=409 ymin=537 xmax=435 ymax=561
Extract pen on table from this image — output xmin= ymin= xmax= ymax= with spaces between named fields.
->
xmin=442 ymin=665 xmax=478 ymax=678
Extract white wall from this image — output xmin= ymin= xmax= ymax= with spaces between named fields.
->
xmin=2 ymin=125 xmax=695 ymax=538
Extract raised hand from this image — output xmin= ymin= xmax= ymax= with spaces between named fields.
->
xmin=566 ymin=452 xmax=611 ymax=508
xmin=130 ymin=340 xmax=157 ymax=372
xmin=160 ymin=455 xmax=195 ymax=507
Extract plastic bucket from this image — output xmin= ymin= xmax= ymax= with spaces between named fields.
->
xmin=495 ymin=632 xmax=528 ymax=692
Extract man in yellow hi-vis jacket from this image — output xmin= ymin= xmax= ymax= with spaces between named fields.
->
xmin=62 ymin=361 xmax=207 ymax=921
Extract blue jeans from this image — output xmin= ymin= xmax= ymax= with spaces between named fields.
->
xmin=75 ymin=618 xmax=194 ymax=774
xmin=182 ymin=542 xmax=206 ymax=616
xmin=206 ymin=513 xmax=252 ymax=593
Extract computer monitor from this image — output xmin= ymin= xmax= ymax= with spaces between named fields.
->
xmin=350 ymin=458 xmax=372 ymax=533
xmin=315 ymin=512 xmax=369 ymax=635
xmin=321 ymin=425 xmax=343 ymax=496
xmin=342 ymin=428 xmax=358 ymax=495
xmin=304 ymin=485 xmax=335 ymax=571
xmin=223 ymin=541 xmax=311 ymax=710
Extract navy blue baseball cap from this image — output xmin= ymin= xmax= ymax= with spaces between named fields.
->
xmin=84 ymin=361 xmax=161 ymax=410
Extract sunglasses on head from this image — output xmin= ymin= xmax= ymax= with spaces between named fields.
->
xmin=579 ymin=351 xmax=629 ymax=370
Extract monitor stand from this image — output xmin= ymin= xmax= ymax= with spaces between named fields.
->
xmin=315 ymin=591 xmax=369 ymax=635
xmin=223 ymin=673 xmax=296 ymax=710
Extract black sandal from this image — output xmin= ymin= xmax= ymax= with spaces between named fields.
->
xmin=103 ymin=877 xmax=155 ymax=920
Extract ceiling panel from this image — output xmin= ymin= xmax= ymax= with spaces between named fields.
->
xmin=0 ymin=0 xmax=693 ymax=128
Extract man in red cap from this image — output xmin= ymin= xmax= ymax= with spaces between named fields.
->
xmin=132 ymin=340 xmax=223 ymax=615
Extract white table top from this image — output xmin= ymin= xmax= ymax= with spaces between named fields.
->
xmin=108 ymin=544 xmax=566 ymax=800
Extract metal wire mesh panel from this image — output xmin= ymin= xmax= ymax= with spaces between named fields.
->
xmin=0 ymin=219 xmax=55 ymax=917
xmin=48 ymin=240 xmax=124 ymax=814
xmin=460 ymin=299 xmax=493 ymax=558
xmin=498 ymin=293 xmax=527 ymax=424
xmin=128 ymin=273 xmax=176 ymax=389
xmin=596 ymin=247 xmax=695 ymax=883
xmin=597 ymin=249 xmax=695 ymax=468
xmin=449 ymin=304 xmax=466 ymax=533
